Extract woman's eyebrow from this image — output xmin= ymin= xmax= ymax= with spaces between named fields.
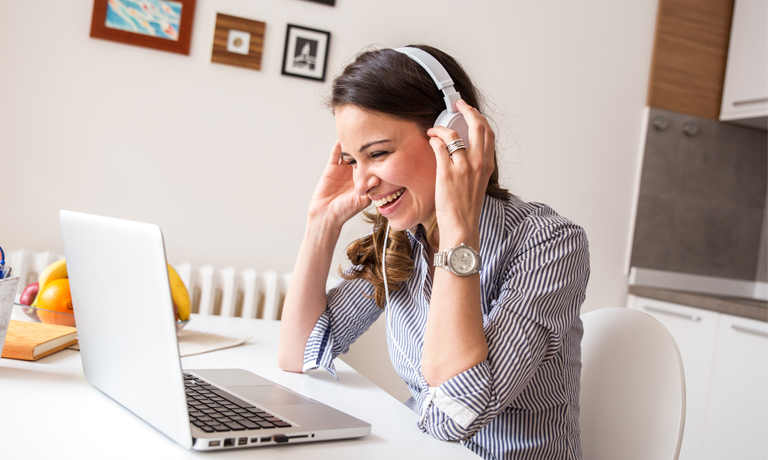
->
xmin=359 ymin=139 xmax=390 ymax=152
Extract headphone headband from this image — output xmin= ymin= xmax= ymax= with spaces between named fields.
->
xmin=394 ymin=47 xmax=461 ymax=114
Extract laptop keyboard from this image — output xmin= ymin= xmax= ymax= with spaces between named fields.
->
xmin=183 ymin=373 xmax=292 ymax=433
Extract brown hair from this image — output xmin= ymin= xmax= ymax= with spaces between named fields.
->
xmin=330 ymin=44 xmax=510 ymax=307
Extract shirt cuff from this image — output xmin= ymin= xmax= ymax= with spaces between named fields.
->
xmin=431 ymin=386 xmax=479 ymax=428
xmin=420 ymin=360 xmax=492 ymax=430
xmin=302 ymin=311 xmax=338 ymax=379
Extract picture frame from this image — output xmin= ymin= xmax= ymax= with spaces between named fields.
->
xmin=281 ymin=24 xmax=331 ymax=82
xmin=90 ymin=0 xmax=197 ymax=55
xmin=300 ymin=0 xmax=336 ymax=5
xmin=210 ymin=13 xmax=266 ymax=71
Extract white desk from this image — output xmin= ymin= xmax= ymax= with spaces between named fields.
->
xmin=1 ymin=314 xmax=475 ymax=459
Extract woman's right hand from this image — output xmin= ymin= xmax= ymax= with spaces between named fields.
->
xmin=307 ymin=140 xmax=371 ymax=229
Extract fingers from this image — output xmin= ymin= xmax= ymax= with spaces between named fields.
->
xmin=455 ymin=99 xmax=480 ymax=122
xmin=456 ymin=100 xmax=495 ymax=168
xmin=429 ymin=135 xmax=453 ymax=169
xmin=456 ymin=100 xmax=490 ymax=154
xmin=428 ymin=100 xmax=490 ymax=147
xmin=329 ymin=140 xmax=342 ymax=165
xmin=428 ymin=125 xmax=464 ymax=143
xmin=427 ymin=99 xmax=495 ymax=148
xmin=427 ymin=100 xmax=496 ymax=182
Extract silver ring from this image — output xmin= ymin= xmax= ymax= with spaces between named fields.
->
xmin=445 ymin=139 xmax=466 ymax=155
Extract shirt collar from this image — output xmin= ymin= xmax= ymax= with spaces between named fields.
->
xmin=406 ymin=224 xmax=428 ymax=247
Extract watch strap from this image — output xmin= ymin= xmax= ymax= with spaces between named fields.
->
xmin=433 ymin=250 xmax=447 ymax=268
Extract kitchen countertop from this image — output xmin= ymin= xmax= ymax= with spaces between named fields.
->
xmin=629 ymin=285 xmax=768 ymax=322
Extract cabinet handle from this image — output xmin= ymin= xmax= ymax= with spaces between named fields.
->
xmin=733 ymin=97 xmax=768 ymax=106
xmin=731 ymin=324 xmax=768 ymax=338
xmin=643 ymin=305 xmax=702 ymax=322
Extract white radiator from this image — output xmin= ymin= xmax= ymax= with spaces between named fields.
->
xmin=173 ymin=263 xmax=292 ymax=320
xmin=6 ymin=249 xmax=314 ymax=321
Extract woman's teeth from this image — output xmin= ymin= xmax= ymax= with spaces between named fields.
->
xmin=374 ymin=189 xmax=403 ymax=207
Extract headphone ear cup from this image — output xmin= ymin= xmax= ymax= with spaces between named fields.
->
xmin=434 ymin=110 xmax=470 ymax=148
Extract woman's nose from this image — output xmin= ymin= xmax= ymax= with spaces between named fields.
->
xmin=353 ymin=164 xmax=379 ymax=197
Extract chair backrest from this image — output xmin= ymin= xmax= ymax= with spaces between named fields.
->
xmin=580 ymin=307 xmax=685 ymax=460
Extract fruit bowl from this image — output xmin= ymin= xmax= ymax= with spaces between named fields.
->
xmin=12 ymin=303 xmax=76 ymax=327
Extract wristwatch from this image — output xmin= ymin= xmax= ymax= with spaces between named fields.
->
xmin=433 ymin=243 xmax=482 ymax=276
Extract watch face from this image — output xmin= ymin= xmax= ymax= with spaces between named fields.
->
xmin=449 ymin=247 xmax=478 ymax=275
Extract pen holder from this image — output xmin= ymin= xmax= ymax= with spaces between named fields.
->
xmin=0 ymin=277 xmax=20 ymax=357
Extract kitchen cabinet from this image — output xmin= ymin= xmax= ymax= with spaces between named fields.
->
xmin=720 ymin=0 xmax=768 ymax=128
xmin=700 ymin=314 xmax=768 ymax=460
xmin=627 ymin=297 xmax=719 ymax=460
xmin=646 ymin=0 xmax=734 ymax=120
xmin=627 ymin=296 xmax=768 ymax=460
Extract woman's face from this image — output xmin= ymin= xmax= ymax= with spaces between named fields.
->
xmin=335 ymin=105 xmax=436 ymax=232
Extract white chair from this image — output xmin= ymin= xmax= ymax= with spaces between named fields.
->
xmin=580 ymin=307 xmax=685 ymax=460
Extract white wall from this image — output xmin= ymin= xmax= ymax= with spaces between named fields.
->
xmin=0 ymin=0 xmax=659 ymax=400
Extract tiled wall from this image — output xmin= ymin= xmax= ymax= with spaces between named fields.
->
xmin=630 ymin=108 xmax=768 ymax=281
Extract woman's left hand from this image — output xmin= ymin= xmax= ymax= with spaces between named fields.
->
xmin=427 ymin=100 xmax=496 ymax=249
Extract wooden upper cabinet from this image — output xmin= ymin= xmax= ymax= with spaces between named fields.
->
xmin=647 ymin=0 xmax=735 ymax=119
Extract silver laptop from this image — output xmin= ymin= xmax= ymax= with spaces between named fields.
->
xmin=60 ymin=210 xmax=370 ymax=451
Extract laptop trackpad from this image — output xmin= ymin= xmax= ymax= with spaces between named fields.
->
xmin=228 ymin=385 xmax=316 ymax=406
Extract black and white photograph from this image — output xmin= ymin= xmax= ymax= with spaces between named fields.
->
xmin=281 ymin=24 xmax=330 ymax=81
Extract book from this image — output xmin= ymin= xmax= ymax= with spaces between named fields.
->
xmin=1 ymin=320 xmax=78 ymax=361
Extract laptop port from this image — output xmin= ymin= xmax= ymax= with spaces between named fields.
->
xmin=261 ymin=436 xmax=271 ymax=442
xmin=274 ymin=435 xmax=289 ymax=443
xmin=224 ymin=438 xmax=235 ymax=447
xmin=238 ymin=437 xmax=248 ymax=446
xmin=208 ymin=440 xmax=220 ymax=447
xmin=250 ymin=437 xmax=260 ymax=443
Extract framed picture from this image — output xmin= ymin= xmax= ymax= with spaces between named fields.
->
xmin=281 ymin=24 xmax=331 ymax=82
xmin=210 ymin=13 xmax=266 ymax=71
xmin=90 ymin=0 xmax=197 ymax=55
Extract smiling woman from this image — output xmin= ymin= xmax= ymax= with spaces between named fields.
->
xmin=277 ymin=44 xmax=591 ymax=460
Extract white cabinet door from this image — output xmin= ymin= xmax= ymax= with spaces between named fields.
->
xmin=629 ymin=296 xmax=720 ymax=460
xmin=720 ymin=0 xmax=768 ymax=123
xmin=701 ymin=314 xmax=768 ymax=460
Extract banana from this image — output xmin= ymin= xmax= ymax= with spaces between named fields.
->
xmin=34 ymin=259 xmax=67 ymax=307
xmin=167 ymin=263 xmax=191 ymax=322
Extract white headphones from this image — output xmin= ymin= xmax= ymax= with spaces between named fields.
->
xmin=383 ymin=48 xmax=469 ymax=381
xmin=394 ymin=47 xmax=470 ymax=146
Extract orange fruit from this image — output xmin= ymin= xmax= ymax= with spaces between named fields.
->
xmin=36 ymin=278 xmax=76 ymax=327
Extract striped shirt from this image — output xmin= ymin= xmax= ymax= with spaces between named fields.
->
xmin=303 ymin=195 xmax=590 ymax=459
